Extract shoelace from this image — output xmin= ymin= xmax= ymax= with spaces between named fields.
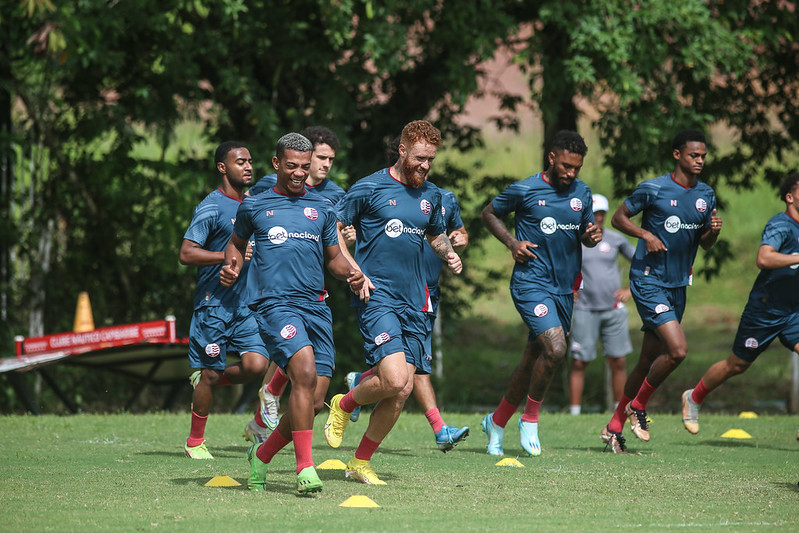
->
xmin=632 ymin=408 xmax=649 ymax=430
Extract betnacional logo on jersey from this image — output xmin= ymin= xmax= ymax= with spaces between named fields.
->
xmin=303 ymin=207 xmax=318 ymax=220
xmin=654 ymin=304 xmax=670 ymax=314
xmin=267 ymin=225 xmax=320 ymax=244
xmin=374 ymin=332 xmax=391 ymax=346
xmin=205 ymin=343 xmax=221 ymax=357
xmin=534 ymin=304 xmax=549 ymax=317
xmin=744 ymin=337 xmax=759 ymax=349
xmin=570 ymin=198 xmax=583 ymax=211
xmin=420 ymin=199 xmax=432 ymax=215
xmin=280 ymin=324 xmax=297 ymax=340
xmin=695 ymin=198 xmax=707 ymax=212
xmin=540 ymin=216 xmax=580 ymax=235
xmin=664 ymin=215 xmax=704 ymax=234
xmin=384 ymin=218 xmax=424 ymax=238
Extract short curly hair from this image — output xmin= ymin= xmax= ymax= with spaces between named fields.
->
xmin=276 ymin=133 xmax=313 ymax=159
xmin=400 ymin=120 xmax=442 ymax=149
xmin=550 ymin=130 xmax=587 ymax=156
xmin=301 ymin=125 xmax=340 ymax=152
xmin=672 ymin=129 xmax=706 ymax=151
xmin=778 ymin=172 xmax=799 ymax=202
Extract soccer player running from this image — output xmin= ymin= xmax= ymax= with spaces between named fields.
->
xmin=220 ymin=133 xmax=366 ymax=494
xmin=180 ymin=141 xmax=269 ymax=459
xmin=345 ymin=136 xmax=471 ymax=452
xmin=600 ymin=128 xmax=722 ymax=453
xmin=681 ymin=172 xmax=799 ymax=434
xmin=568 ymin=194 xmax=635 ymax=415
xmin=324 ymin=120 xmax=462 ymax=485
xmin=480 ymin=130 xmax=601 ymax=456
xmin=242 ymin=126 xmax=347 ymax=445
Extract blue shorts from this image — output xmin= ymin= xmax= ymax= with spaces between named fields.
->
xmin=512 ymin=289 xmax=574 ymax=340
xmin=189 ymin=306 xmax=268 ymax=370
xmin=418 ymin=291 xmax=441 ymax=375
xmin=630 ymin=280 xmax=686 ymax=331
xmin=731 ymin=302 xmax=799 ymax=363
xmin=356 ymin=302 xmax=428 ymax=371
xmin=254 ymin=302 xmax=335 ymax=378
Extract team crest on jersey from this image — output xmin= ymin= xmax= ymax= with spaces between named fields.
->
xmin=441 ymin=206 xmax=446 ymax=216
xmin=374 ymin=332 xmax=391 ymax=346
xmin=654 ymin=304 xmax=670 ymax=314
xmin=205 ymin=343 xmax=221 ymax=357
xmin=598 ymin=242 xmax=611 ymax=253
xmin=695 ymin=198 xmax=707 ymax=212
xmin=280 ymin=324 xmax=297 ymax=340
xmin=303 ymin=207 xmax=319 ymax=220
xmin=534 ymin=304 xmax=549 ymax=317
xmin=570 ymin=198 xmax=583 ymax=211
xmin=744 ymin=337 xmax=759 ymax=349
xmin=420 ymin=199 xmax=432 ymax=215
xmin=268 ymin=226 xmax=288 ymax=244
xmin=540 ymin=217 xmax=557 ymax=235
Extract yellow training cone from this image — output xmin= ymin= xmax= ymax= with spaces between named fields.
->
xmin=738 ymin=411 xmax=758 ymax=418
xmin=317 ymin=459 xmax=347 ymax=470
xmin=204 ymin=475 xmax=241 ymax=487
xmin=73 ymin=291 xmax=95 ymax=333
xmin=495 ymin=457 xmax=525 ymax=467
xmin=721 ymin=429 xmax=752 ymax=439
xmin=339 ymin=495 xmax=380 ymax=508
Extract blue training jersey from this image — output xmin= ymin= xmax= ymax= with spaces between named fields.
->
xmin=625 ymin=172 xmax=715 ymax=288
xmin=233 ymin=188 xmax=339 ymax=305
xmin=747 ymin=211 xmax=799 ymax=312
xmin=337 ymin=167 xmax=446 ymax=310
xmin=250 ymin=173 xmax=346 ymax=204
xmin=423 ymin=188 xmax=464 ymax=287
xmin=183 ymin=188 xmax=250 ymax=310
xmin=492 ymin=172 xmax=594 ymax=296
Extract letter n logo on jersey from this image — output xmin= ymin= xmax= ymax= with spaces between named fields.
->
xmin=389 ymin=199 xmax=397 ymax=206
xmin=670 ymin=200 xmax=678 ymax=207
xmin=374 ymin=332 xmax=391 ymax=346
xmin=280 ymin=324 xmax=297 ymax=339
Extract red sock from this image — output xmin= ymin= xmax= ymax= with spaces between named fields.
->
xmin=256 ymin=429 xmax=291 ymax=464
xmin=354 ymin=435 xmax=381 ymax=461
xmin=631 ymin=378 xmax=657 ymax=411
xmin=267 ymin=368 xmax=289 ymax=396
xmin=425 ymin=408 xmax=445 ymax=433
xmin=253 ymin=409 xmax=268 ymax=428
xmin=520 ymin=396 xmax=542 ymax=423
xmin=187 ymin=411 xmax=208 ymax=447
xmin=338 ymin=390 xmax=358 ymax=413
xmin=691 ymin=378 xmax=711 ymax=405
xmin=492 ymin=397 xmax=517 ymax=428
xmin=292 ymin=430 xmax=314 ymax=473
xmin=608 ymin=394 xmax=632 ymax=433
xmin=360 ymin=368 xmax=374 ymax=380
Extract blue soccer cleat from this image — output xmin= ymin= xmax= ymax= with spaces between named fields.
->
xmin=435 ymin=424 xmax=470 ymax=453
xmin=518 ymin=419 xmax=541 ymax=456
xmin=481 ymin=413 xmax=504 ymax=456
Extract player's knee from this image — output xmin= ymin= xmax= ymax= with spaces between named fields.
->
xmin=668 ymin=346 xmax=688 ymax=364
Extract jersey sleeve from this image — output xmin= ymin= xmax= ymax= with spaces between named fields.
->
xmin=322 ymin=205 xmax=340 ymax=247
xmin=232 ymin=198 xmax=255 ymax=241
xmin=444 ymin=190 xmax=465 ymax=231
xmin=426 ymin=186 xmax=446 ymax=236
xmin=761 ymin=217 xmax=791 ymax=250
xmin=624 ymin=179 xmax=659 ymax=217
xmin=248 ymin=174 xmax=276 ymax=197
xmin=183 ymin=202 xmax=217 ymax=246
xmin=491 ymin=181 xmax=526 ymax=217
xmin=336 ymin=178 xmax=373 ymax=227
xmin=580 ymin=186 xmax=595 ymax=231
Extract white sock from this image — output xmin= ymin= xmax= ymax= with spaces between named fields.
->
xmin=569 ymin=405 xmax=581 ymax=416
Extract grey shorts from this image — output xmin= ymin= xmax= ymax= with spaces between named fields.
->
xmin=570 ymin=306 xmax=632 ymax=362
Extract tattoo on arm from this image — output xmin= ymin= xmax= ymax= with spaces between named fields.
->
xmin=430 ymin=234 xmax=454 ymax=261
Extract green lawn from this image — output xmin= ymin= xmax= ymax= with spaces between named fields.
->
xmin=1 ymin=412 xmax=797 ymax=532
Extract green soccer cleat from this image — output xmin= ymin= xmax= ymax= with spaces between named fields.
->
xmin=189 ymin=370 xmax=201 ymax=390
xmin=297 ymin=466 xmax=323 ymax=494
xmin=184 ymin=441 xmax=214 ymax=459
xmin=247 ymin=444 xmax=268 ymax=492
xmin=324 ymin=393 xmax=350 ymax=448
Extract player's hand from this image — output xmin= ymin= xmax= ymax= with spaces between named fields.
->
xmin=244 ymin=242 xmax=254 ymax=262
xmin=709 ymin=209 xmax=722 ymax=234
xmin=511 ymin=239 xmax=538 ymax=263
xmin=642 ymin=231 xmax=667 ymax=253
xmin=446 ymin=252 xmax=462 ymax=274
xmin=448 ymin=230 xmax=467 ymax=249
xmin=614 ymin=287 xmax=632 ymax=304
xmin=351 ymin=272 xmax=374 ymax=302
xmin=219 ymin=256 xmax=239 ymax=287
xmin=583 ymin=222 xmax=602 ymax=245
xmin=341 ymin=225 xmax=357 ymax=247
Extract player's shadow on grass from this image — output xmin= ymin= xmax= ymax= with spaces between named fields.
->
xmin=769 ymin=481 xmax=799 ymax=492
xmin=137 ymin=445 xmax=250 ymax=459
xmin=698 ymin=440 xmax=797 ymax=452
xmin=312 ymin=443 xmax=414 ymax=457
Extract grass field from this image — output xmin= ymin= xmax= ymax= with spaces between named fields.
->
xmin=1 ymin=412 xmax=797 ymax=531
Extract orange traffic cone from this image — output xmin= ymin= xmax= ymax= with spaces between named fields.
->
xmin=73 ymin=291 xmax=95 ymax=333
